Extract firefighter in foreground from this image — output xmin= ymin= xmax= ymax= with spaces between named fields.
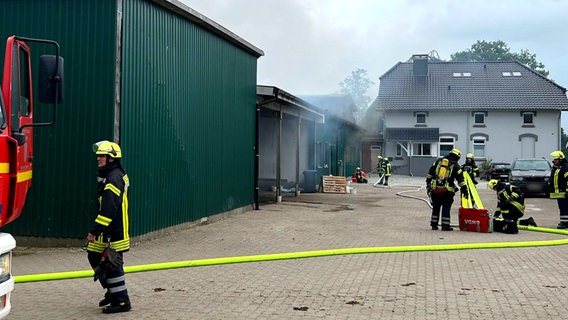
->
xmin=426 ymin=149 xmax=467 ymax=231
xmin=87 ymin=141 xmax=132 ymax=313
xmin=549 ymin=150 xmax=568 ymax=229
xmin=488 ymin=179 xmax=537 ymax=233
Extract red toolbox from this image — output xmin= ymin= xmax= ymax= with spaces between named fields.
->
xmin=458 ymin=207 xmax=493 ymax=233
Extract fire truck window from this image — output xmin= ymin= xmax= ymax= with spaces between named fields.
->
xmin=19 ymin=47 xmax=31 ymax=117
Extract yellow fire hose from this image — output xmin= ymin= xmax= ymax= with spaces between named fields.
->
xmin=14 ymin=226 xmax=568 ymax=284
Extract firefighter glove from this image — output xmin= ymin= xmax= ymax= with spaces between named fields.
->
xmin=103 ymin=247 xmax=123 ymax=272
xmin=93 ymin=264 xmax=107 ymax=282
xmin=460 ymin=186 xmax=468 ymax=195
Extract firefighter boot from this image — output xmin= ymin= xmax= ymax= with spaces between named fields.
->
xmin=519 ymin=217 xmax=537 ymax=227
xmin=441 ymin=225 xmax=453 ymax=231
xmin=557 ymin=222 xmax=568 ymax=229
xmin=99 ymin=293 xmax=111 ymax=307
xmin=431 ymin=224 xmax=438 ymax=231
xmin=102 ymin=301 xmax=131 ymax=314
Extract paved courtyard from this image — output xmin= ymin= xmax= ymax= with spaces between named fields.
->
xmin=9 ymin=175 xmax=568 ymax=319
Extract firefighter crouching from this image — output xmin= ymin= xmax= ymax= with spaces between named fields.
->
xmin=488 ymin=179 xmax=537 ymax=233
xmin=87 ymin=141 xmax=132 ymax=313
xmin=425 ymin=148 xmax=467 ymax=231
xmin=353 ymin=167 xmax=368 ymax=183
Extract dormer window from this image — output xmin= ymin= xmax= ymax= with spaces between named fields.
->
xmin=414 ymin=112 xmax=427 ymax=127
xmin=522 ymin=111 xmax=535 ymax=126
xmin=473 ymin=112 xmax=485 ymax=125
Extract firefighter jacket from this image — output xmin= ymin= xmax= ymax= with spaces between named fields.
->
xmin=355 ymin=170 xmax=367 ymax=182
xmin=462 ymin=159 xmax=479 ymax=179
xmin=87 ymin=162 xmax=130 ymax=253
xmin=425 ymin=155 xmax=466 ymax=194
xmin=495 ymin=184 xmax=526 ymax=214
xmin=377 ymin=160 xmax=384 ymax=174
xmin=550 ymin=160 xmax=568 ymax=199
xmin=381 ymin=161 xmax=392 ymax=177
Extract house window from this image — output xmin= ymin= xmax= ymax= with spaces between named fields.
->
xmin=412 ymin=143 xmax=431 ymax=156
xmin=473 ymin=112 xmax=485 ymax=125
xmin=396 ymin=144 xmax=402 ymax=157
xmin=472 ymin=137 xmax=486 ymax=158
xmin=522 ymin=112 xmax=534 ymax=125
xmin=439 ymin=137 xmax=455 ymax=157
xmin=416 ymin=112 xmax=426 ymax=125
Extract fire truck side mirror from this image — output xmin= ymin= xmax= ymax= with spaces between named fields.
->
xmin=38 ymin=55 xmax=64 ymax=104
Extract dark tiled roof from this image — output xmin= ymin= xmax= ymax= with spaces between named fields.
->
xmin=384 ymin=127 xmax=439 ymax=141
xmin=377 ymin=61 xmax=568 ymax=110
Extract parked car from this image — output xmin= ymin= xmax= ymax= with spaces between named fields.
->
xmin=509 ymin=158 xmax=551 ymax=196
xmin=484 ymin=162 xmax=511 ymax=181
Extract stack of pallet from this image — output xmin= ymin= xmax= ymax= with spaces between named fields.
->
xmin=322 ymin=176 xmax=347 ymax=194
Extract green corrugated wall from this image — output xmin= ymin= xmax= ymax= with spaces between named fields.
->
xmin=1 ymin=0 xmax=118 ymax=238
xmin=121 ymin=0 xmax=257 ymax=235
xmin=1 ymin=0 xmax=258 ymax=238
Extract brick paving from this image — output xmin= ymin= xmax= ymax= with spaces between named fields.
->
xmin=9 ymin=175 xmax=568 ymax=319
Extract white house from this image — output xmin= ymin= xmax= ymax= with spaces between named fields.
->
xmin=372 ymin=54 xmax=568 ymax=176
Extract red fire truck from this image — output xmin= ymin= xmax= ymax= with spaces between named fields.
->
xmin=0 ymin=35 xmax=63 ymax=318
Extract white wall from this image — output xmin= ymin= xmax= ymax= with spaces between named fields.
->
xmin=384 ymin=109 xmax=561 ymax=164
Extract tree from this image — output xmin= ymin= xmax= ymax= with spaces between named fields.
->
xmin=339 ymin=68 xmax=375 ymax=115
xmin=450 ymin=40 xmax=549 ymax=77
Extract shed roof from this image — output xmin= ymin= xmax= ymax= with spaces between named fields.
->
xmin=257 ymin=85 xmax=325 ymax=124
xmin=153 ymin=0 xmax=264 ymax=57
xmin=377 ymin=60 xmax=568 ymax=111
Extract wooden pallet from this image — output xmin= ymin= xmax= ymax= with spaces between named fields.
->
xmin=322 ymin=176 xmax=347 ymax=194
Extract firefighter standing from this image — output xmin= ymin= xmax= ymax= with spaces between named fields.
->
xmin=377 ymin=156 xmax=384 ymax=176
xmin=87 ymin=141 xmax=132 ymax=313
xmin=488 ymin=179 xmax=537 ymax=229
xmin=462 ymin=153 xmax=479 ymax=184
xmin=549 ymin=150 xmax=568 ymax=229
xmin=378 ymin=157 xmax=392 ymax=186
xmin=425 ymin=149 xmax=467 ymax=231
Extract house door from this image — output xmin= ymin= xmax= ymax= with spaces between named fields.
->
xmin=370 ymin=145 xmax=382 ymax=173
xmin=520 ymin=136 xmax=536 ymax=158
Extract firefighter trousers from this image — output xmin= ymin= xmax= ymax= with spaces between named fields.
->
xmin=430 ymin=192 xmax=455 ymax=227
xmin=88 ymin=251 xmax=130 ymax=304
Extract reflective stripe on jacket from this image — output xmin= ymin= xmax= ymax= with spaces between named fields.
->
xmin=87 ymin=167 xmax=130 ymax=253
xmin=550 ymin=163 xmax=568 ymax=199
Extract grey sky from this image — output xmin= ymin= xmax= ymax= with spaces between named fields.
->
xmin=181 ymin=0 xmax=568 ymax=126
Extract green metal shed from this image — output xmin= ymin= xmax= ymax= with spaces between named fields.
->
xmin=0 ymin=0 xmax=263 ymax=240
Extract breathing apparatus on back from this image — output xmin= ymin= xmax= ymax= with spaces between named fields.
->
xmin=436 ymin=158 xmax=450 ymax=186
